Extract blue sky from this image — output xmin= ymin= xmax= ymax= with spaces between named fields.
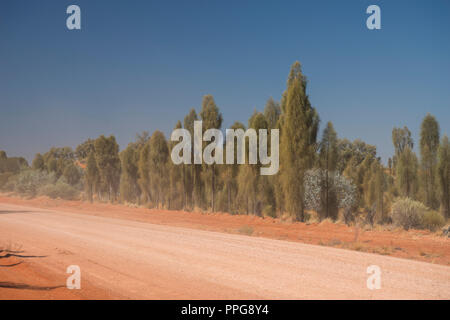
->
xmin=0 ymin=0 xmax=449 ymax=163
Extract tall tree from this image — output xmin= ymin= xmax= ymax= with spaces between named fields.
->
xmin=392 ymin=126 xmax=414 ymax=155
xmin=75 ymin=139 xmax=95 ymax=160
xmin=319 ymin=122 xmax=339 ymax=220
xmin=199 ymin=95 xmax=223 ymax=212
xmin=263 ymin=97 xmax=281 ymax=130
xmin=168 ymin=121 xmax=184 ymax=209
xmin=138 ymin=141 xmax=151 ymax=204
xmin=396 ymin=146 xmax=419 ymax=198
xmin=32 ymin=153 xmax=45 ymax=170
xmin=135 ymin=131 xmax=150 ymax=148
xmin=247 ymin=110 xmax=269 ymax=215
xmin=364 ymin=160 xmax=386 ymax=223
xmin=120 ymin=143 xmax=141 ymax=203
xmin=42 ymin=147 xmax=75 ymax=178
xmin=419 ymin=113 xmax=440 ymax=209
xmin=148 ymin=130 xmax=169 ymax=208
xmin=63 ymin=162 xmax=81 ymax=186
xmin=94 ymin=135 xmax=121 ymax=202
xmin=437 ymin=135 xmax=450 ymax=219
xmin=184 ymin=108 xmax=199 ymax=209
xmin=224 ymin=121 xmax=245 ymax=213
xmin=85 ymin=151 xmax=99 ymax=203
xmin=280 ymin=61 xmax=319 ymax=221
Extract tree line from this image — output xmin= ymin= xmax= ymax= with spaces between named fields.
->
xmin=1 ymin=61 xmax=449 ymax=227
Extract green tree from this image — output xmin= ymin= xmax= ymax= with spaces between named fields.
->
xmin=85 ymin=151 xmax=99 ymax=203
xmin=396 ymin=146 xmax=419 ymax=198
xmin=184 ymin=108 xmax=199 ymax=209
xmin=279 ymin=61 xmax=319 ymax=221
xmin=224 ymin=121 xmax=245 ymax=213
xmin=247 ymin=110 xmax=269 ymax=215
xmin=262 ymin=99 xmax=281 ymax=216
xmin=437 ymin=135 xmax=450 ymax=219
xmin=138 ymin=142 xmax=151 ymax=204
xmin=42 ymin=147 xmax=75 ymax=178
xmin=32 ymin=153 xmax=45 ymax=170
xmin=263 ymin=97 xmax=281 ymax=130
xmin=0 ymin=152 xmax=28 ymax=174
xmin=419 ymin=113 xmax=440 ymax=209
xmin=120 ymin=143 xmax=141 ymax=203
xmin=168 ymin=121 xmax=184 ymax=209
xmin=319 ymin=122 xmax=339 ymax=220
xmin=199 ymin=95 xmax=223 ymax=212
xmin=364 ymin=160 xmax=386 ymax=223
xmin=94 ymin=135 xmax=121 ymax=201
xmin=135 ymin=131 xmax=150 ymax=148
xmin=392 ymin=126 xmax=414 ymax=155
xmin=149 ymin=130 xmax=169 ymax=208
xmin=75 ymin=139 xmax=95 ymax=160
xmin=63 ymin=162 xmax=81 ymax=186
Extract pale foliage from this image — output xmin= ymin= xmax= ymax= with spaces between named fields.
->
xmin=304 ymin=168 xmax=357 ymax=212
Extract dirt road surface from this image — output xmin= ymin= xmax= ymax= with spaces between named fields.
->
xmin=0 ymin=202 xmax=449 ymax=299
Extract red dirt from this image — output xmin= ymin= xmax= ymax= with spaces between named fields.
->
xmin=1 ymin=194 xmax=448 ymax=266
xmin=0 ymin=256 xmax=114 ymax=300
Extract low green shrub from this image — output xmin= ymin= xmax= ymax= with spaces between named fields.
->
xmin=421 ymin=210 xmax=445 ymax=231
xmin=390 ymin=197 xmax=427 ymax=230
xmin=390 ymin=197 xmax=446 ymax=231
xmin=13 ymin=169 xmax=56 ymax=197
xmin=38 ymin=180 xmax=80 ymax=200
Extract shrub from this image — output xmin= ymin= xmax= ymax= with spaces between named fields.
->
xmin=0 ymin=172 xmax=14 ymax=189
xmin=13 ymin=169 xmax=56 ymax=197
xmin=237 ymin=225 xmax=254 ymax=236
xmin=2 ymin=179 xmax=16 ymax=192
xmin=38 ymin=180 xmax=80 ymax=200
xmin=390 ymin=198 xmax=427 ymax=230
xmin=421 ymin=210 xmax=445 ymax=231
xmin=304 ymin=169 xmax=357 ymax=222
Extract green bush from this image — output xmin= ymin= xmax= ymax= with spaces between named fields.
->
xmin=421 ymin=210 xmax=445 ymax=231
xmin=13 ymin=169 xmax=56 ymax=197
xmin=38 ymin=180 xmax=80 ymax=200
xmin=390 ymin=198 xmax=446 ymax=231
xmin=0 ymin=172 xmax=14 ymax=189
xmin=390 ymin=198 xmax=427 ymax=230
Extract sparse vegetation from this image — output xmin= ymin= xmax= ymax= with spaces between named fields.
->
xmin=237 ymin=225 xmax=254 ymax=236
xmin=390 ymin=197 xmax=445 ymax=231
xmin=391 ymin=198 xmax=427 ymax=230
xmin=0 ymin=62 xmax=448 ymax=237
xmin=421 ymin=210 xmax=445 ymax=232
xmin=38 ymin=179 xmax=80 ymax=200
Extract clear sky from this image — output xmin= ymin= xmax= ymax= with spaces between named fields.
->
xmin=0 ymin=0 xmax=449 ymax=164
